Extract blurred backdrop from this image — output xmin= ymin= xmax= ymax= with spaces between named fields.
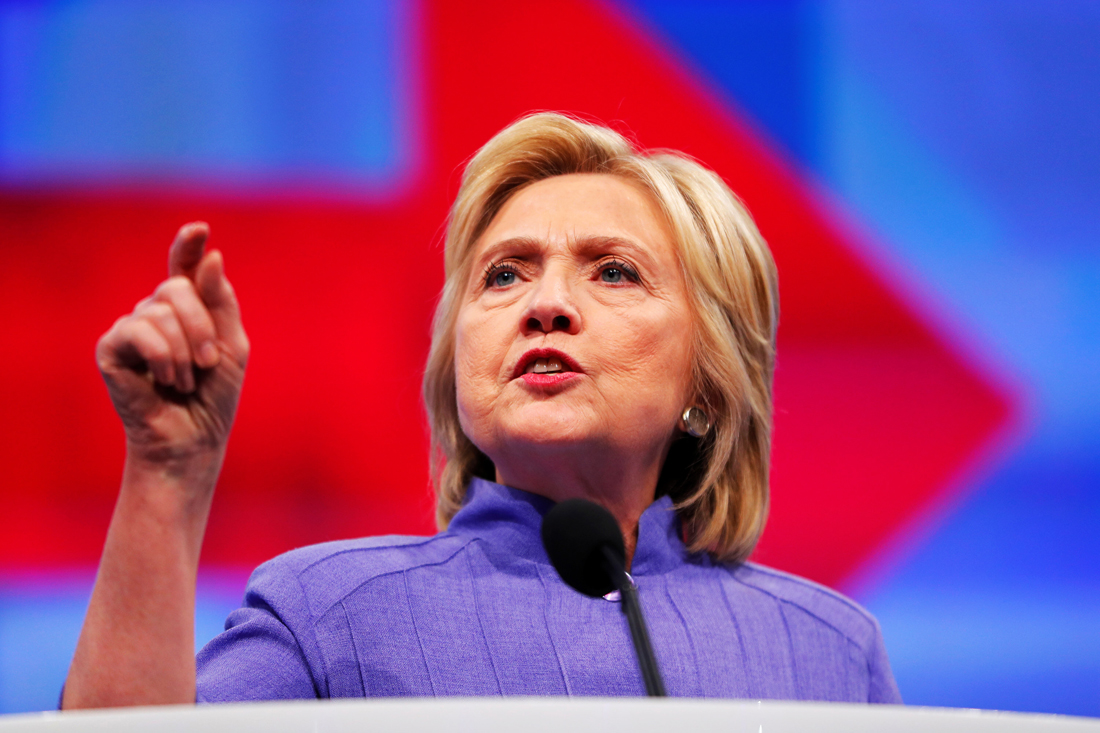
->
xmin=1 ymin=0 xmax=1097 ymax=716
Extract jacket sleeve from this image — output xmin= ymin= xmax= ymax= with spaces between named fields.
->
xmin=196 ymin=559 xmax=320 ymax=702
xmin=866 ymin=619 xmax=903 ymax=704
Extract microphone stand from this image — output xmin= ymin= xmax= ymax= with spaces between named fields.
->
xmin=601 ymin=546 xmax=667 ymax=697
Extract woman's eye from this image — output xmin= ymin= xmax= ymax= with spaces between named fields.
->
xmin=484 ymin=264 xmax=519 ymax=288
xmin=598 ymin=259 xmax=638 ymax=284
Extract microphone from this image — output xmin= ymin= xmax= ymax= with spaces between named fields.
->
xmin=541 ymin=498 xmax=667 ymax=697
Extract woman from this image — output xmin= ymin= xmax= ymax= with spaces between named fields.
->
xmin=63 ymin=114 xmax=900 ymax=706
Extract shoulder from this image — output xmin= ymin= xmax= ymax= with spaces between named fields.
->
xmin=245 ymin=532 xmax=474 ymax=618
xmin=712 ymin=562 xmax=901 ymax=703
xmin=723 ymin=561 xmax=885 ymax=651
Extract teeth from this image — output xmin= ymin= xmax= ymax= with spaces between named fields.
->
xmin=526 ymin=357 xmax=565 ymax=374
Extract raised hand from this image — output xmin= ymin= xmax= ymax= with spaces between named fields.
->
xmin=65 ymin=222 xmax=250 ymax=709
xmin=96 ymin=222 xmax=249 ymax=463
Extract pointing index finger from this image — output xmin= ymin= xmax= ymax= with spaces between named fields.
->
xmin=168 ymin=221 xmax=210 ymax=280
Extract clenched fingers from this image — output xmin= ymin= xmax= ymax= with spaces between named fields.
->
xmin=97 ymin=223 xmax=247 ymax=400
xmin=104 ymin=278 xmax=221 ymax=393
xmin=132 ymin=300 xmax=192 ymax=391
xmin=99 ymin=315 xmax=176 ymax=387
xmin=153 ymin=277 xmax=221 ymax=362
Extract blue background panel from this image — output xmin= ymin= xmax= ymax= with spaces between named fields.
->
xmin=0 ymin=570 xmax=246 ymax=714
xmin=0 ymin=0 xmax=413 ymax=191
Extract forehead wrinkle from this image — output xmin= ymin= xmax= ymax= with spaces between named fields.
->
xmin=474 ymin=235 xmax=542 ymax=266
xmin=568 ymin=234 xmax=662 ymax=266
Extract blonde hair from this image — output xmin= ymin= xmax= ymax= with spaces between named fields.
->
xmin=422 ymin=113 xmax=778 ymax=562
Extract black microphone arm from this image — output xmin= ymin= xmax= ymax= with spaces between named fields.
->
xmin=541 ymin=498 xmax=667 ymax=697
xmin=600 ymin=545 xmax=667 ymax=697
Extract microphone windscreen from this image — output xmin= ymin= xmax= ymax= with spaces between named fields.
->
xmin=541 ymin=498 xmax=625 ymax=598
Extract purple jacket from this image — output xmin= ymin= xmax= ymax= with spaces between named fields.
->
xmin=196 ymin=478 xmax=901 ymax=702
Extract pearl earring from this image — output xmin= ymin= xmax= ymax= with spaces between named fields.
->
xmin=680 ymin=406 xmax=710 ymax=438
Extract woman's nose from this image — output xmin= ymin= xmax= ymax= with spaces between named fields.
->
xmin=521 ymin=272 xmax=581 ymax=335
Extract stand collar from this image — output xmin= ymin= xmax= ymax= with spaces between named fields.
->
xmin=446 ymin=477 xmax=691 ymax=576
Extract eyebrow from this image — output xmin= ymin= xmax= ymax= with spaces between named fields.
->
xmin=475 ymin=236 xmax=542 ymax=265
xmin=475 ymin=235 xmax=657 ymax=267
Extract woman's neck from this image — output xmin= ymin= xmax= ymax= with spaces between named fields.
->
xmin=492 ymin=444 xmax=665 ymax=569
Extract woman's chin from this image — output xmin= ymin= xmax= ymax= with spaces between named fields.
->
xmin=495 ymin=407 xmax=602 ymax=449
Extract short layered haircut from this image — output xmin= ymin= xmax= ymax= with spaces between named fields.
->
xmin=422 ymin=113 xmax=778 ymax=562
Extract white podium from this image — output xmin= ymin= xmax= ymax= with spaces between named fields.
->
xmin=1 ymin=699 xmax=1097 ymax=733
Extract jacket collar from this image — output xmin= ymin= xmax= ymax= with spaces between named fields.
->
xmin=446 ymin=477 xmax=693 ymax=576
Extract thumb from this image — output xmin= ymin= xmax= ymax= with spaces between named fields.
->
xmin=168 ymin=222 xmax=210 ymax=279
xmin=195 ymin=250 xmax=248 ymax=361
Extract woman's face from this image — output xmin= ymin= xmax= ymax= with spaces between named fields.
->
xmin=454 ymin=173 xmax=695 ymax=489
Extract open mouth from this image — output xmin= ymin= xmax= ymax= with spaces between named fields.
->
xmin=513 ymin=349 xmax=582 ymax=380
xmin=525 ymin=357 xmax=565 ymax=375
